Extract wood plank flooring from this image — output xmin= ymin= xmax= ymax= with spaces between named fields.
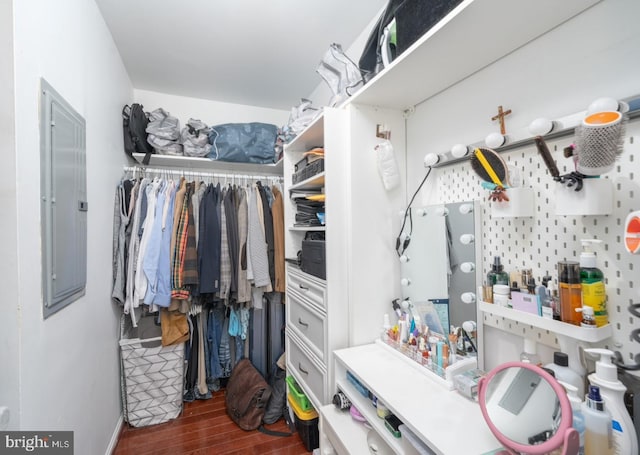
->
xmin=114 ymin=390 xmax=311 ymax=455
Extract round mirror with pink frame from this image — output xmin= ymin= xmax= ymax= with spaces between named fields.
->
xmin=478 ymin=361 xmax=579 ymax=455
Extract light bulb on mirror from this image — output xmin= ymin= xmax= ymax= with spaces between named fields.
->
xmin=401 ymin=299 xmax=412 ymax=311
xmin=461 ymin=292 xmax=476 ymax=304
xmin=415 ymin=208 xmax=426 ymax=217
xmin=399 ymin=231 xmax=410 ymax=242
xmin=399 ymin=254 xmax=410 ymax=263
xmin=451 ymin=143 xmax=469 ymax=158
xmin=459 ymin=203 xmax=473 ymax=214
xmin=459 ymin=233 xmax=474 ymax=245
xmin=423 ymin=153 xmax=441 ymax=167
xmin=460 ymin=262 xmax=475 ymax=273
xmin=400 ymin=278 xmax=411 ymax=287
xmin=435 ymin=206 xmax=449 ymax=216
xmin=528 ymin=117 xmax=554 ymax=136
xmin=485 ymin=132 xmax=506 ymax=148
xmin=587 ymin=96 xmax=618 ymax=115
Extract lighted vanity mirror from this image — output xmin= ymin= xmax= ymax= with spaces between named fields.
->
xmin=399 ymin=201 xmax=481 ymax=348
xmin=478 ymin=362 xmax=579 ymax=455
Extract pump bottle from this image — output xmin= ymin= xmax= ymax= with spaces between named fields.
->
xmin=584 ymin=348 xmax=638 ymax=455
xmin=580 ymin=239 xmax=608 ymax=327
xmin=582 ymin=385 xmax=613 ymax=455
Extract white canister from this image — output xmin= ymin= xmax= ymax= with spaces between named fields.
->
xmin=493 ymin=284 xmax=510 ymax=307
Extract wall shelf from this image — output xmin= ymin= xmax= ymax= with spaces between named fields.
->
xmin=347 ymin=0 xmax=600 ymax=110
xmin=479 ymin=301 xmax=612 ymax=343
xmin=130 ymin=153 xmax=283 ymax=175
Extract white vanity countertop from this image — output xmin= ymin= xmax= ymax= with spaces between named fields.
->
xmin=333 ymin=343 xmax=501 ymax=455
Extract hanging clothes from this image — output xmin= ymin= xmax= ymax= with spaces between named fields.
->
xmin=113 ymin=167 xmax=285 ymax=401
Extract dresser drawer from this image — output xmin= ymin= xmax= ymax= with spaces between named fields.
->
xmin=286 ymin=328 xmax=326 ymax=407
xmin=287 ymin=288 xmax=326 ymax=361
xmin=287 ymin=265 xmax=326 ymax=311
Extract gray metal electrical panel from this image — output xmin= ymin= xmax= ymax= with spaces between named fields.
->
xmin=40 ymin=79 xmax=87 ymax=319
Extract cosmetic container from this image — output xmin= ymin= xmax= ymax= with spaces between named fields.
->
xmin=558 ymin=261 xmax=582 ymax=325
xmin=492 ymin=284 xmax=510 ymax=307
xmin=486 ymin=256 xmax=509 ymax=286
xmin=580 ymin=239 xmax=608 ymax=327
xmin=582 ymin=385 xmax=614 ymax=455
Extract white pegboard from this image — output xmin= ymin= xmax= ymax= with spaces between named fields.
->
xmin=434 ymin=117 xmax=640 ymax=368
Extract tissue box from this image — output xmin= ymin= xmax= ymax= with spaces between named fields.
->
xmin=510 ymin=291 xmax=541 ymax=316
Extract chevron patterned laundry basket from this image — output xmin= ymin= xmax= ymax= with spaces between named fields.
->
xmin=119 ymin=315 xmax=184 ymax=427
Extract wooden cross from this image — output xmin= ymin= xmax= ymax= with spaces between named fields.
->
xmin=491 ymin=105 xmax=512 ymax=135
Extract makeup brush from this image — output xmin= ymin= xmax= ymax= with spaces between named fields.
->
xmin=534 ymin=136 xmax=561 ymax=181
xmin=470 ymin=147 xmax=509 ymax=187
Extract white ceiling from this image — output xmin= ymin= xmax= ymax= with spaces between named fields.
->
xmin=95 ymin=0 xmax=386 ymax=111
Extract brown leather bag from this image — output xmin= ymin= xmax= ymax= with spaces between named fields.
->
xmin=225 ymin=359 xmax=272 ymax=431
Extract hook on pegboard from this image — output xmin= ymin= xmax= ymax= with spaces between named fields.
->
xmin=613 ymin=302 xmax=640 ymax=371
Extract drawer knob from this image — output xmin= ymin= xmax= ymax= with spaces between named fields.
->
xmin=299 ymin=364 xmax=309 ymax=375
xmin=298 ymin=317 xmax=309 ymax=328
xmin=299 ymin=284 xmax=309 ymax=291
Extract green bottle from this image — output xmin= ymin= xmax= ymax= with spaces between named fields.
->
xmin=487 ymin=256 xmax=509 ymax=286
xmin=580 ymin=239 xmax=608 ymax=327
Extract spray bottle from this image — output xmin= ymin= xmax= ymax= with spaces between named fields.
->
xmin=584 ymin=348 xmax=638 ymax=455
xmin=580 ymin=239 xmax=608 ymax=327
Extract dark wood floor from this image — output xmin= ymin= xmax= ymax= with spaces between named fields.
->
xmin=114 ymin=390 xmax=311 ymax=455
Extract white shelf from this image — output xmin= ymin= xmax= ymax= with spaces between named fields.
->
xmin=319 ymin=404 xmax=370 ymax=455
xmin=289 ymin=226 xmax=326 ymax=232
xmin=131 ymin=153 xmax=283 ymax=175
xmin=334 ymin=376 xmax=405 ymax=454
xmin=347 ymin=0 xmax=600 ymax=110
xmin=333 ymin=343 xmax=500 ymax=455
xmin=284 ymin=112 xmax=325 ymax=153
xmin=479 ymin=301 xmax=612 ymax=343
xmin=290 ymin=172 xmax=325 ymax=191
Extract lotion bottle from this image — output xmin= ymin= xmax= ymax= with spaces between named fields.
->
xmin=582 ymin=385 xmax=613 ymax=455
xmin=584 ymin=348 xmax=638 ymax=455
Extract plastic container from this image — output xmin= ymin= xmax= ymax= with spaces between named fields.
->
xmin=560 ymin=381 xmax=586 ymax=455
xmin=288 ymin=394 xmax=319 ymax=452
xmin=582 ymin=385 xmax=613 ymax=455
xmin=286 ymin=375 xmax=313 ymax=412
xmin=493 ymin=284 xmax=510 ymax=307
xmin=545 ymin=351 xmax=585 ymax=400
xmin=519 ymin=338 xmax=541 ymax=366
xmin=585 ymin=348 xmax=638 ymax=455
xmin=580 ymin=239 xmax=608 ymax=327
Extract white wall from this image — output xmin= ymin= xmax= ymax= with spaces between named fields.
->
xmin=0 ymin=0 xmax=20 ymax=431
xmin=13 ymin=0 xmax=133 ymax=453
xmin=405 ymin=0 xmax=640 ymax=370
xmin=134 ymin=89 xmax=289 ymax=128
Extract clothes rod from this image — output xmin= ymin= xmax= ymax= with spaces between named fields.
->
xmin=123 ymin=165 xmax=283 ymax=182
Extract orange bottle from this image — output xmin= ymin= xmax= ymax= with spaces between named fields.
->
xmin=558 ymin=261 xmax=582 ymax=325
